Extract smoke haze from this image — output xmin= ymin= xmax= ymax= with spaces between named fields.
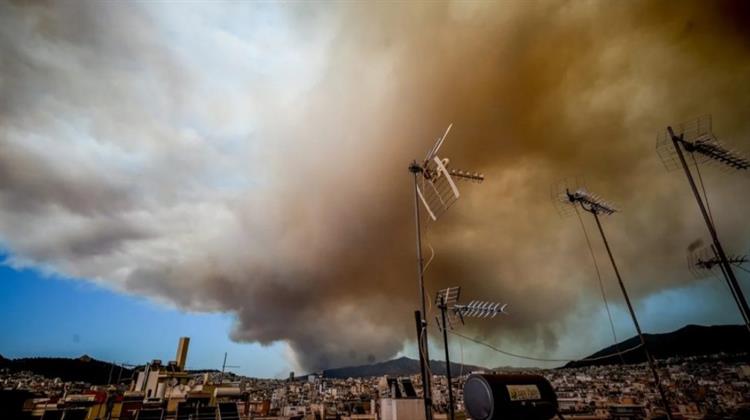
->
xmin=1 ymin=1 xmax=749 ymax=371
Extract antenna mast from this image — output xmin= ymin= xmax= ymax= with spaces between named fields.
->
xmin=220 ymin=352 xmax=240 ymax=384
xmin=435 ymin=287 xmax=507 ymax=420
xmin=657 ymin=116 xmax=750 ymax=333
xmin=557 ymin=184 xmax=673 ymax=420
xmin=687 ymin=239 xmax=750 ymax=329
xmin=409 ymin=124 xmax=484 ymax=420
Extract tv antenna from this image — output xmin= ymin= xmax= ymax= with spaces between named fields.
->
xmin=657 ymin=115 xmax=750 ymax=334
xmin=435 ymin=287 xmax=507 ymax=420
xmin=219 ymin=352 xmax=240 ymax=384
xmin=555 ymin=182 xmax=673 ymax=420
xmin=687 ymin=239 xmax=750 ymax=329
xmin=408 ymin=123 xmax=484 ymax=420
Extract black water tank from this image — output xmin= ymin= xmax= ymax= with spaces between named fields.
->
xmin=463 ymin=374 xmax=558 ymax=420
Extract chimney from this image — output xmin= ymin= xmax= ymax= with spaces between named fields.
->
xmin=175 ymin=337 xmax=190 ymax=371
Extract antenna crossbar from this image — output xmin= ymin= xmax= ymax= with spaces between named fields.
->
xmin=695 ymin=255 xmax=748 ymax=270
xmin=688 ymin=140 xmax=750 ymax=170
xmin=448 ymin=169 xmax=485 ymax=182
xmin=434 ymin=287 xmax=506 ymax=420
xmin=453 ymin=301 xmax=508 ymax=320
xmin=565 ymin=188 xmax=617 ymax=215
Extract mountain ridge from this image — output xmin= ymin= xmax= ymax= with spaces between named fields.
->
xmin=316 ymin=324 xmax=749 ymax=376
xmin=0 ymin=355 xmax=135 ymax=385
xmin=564 ymin=324 xmax=749 ymax=368
xmin=310 ymin=356 xmax=487 ymax=379
xmin=2 ymin=324 xmax=746 ymax=382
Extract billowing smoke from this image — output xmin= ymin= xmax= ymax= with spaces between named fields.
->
xmin=1 ymin=0 xmax=749 ymax=371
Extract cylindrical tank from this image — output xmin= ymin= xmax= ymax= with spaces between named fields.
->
xmin=463 ymin=374 xmax=558 ymax=420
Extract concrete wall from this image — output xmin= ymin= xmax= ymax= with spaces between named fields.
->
xmin=380 ymin=398 xmax=426 ymax=420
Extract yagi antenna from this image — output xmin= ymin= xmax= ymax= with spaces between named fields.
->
xmin=565 ymin=187 xmax=617 ymax=215
xmin=554 ymin=177 xmax=673 ymax=418
xmin=453 ymin=301 xmax=509 ymax=323
xmin=552 ymin=178 xmax=617 ymax=217
xmin=657 ymin=115 xmax=749 ymax=172
xmin=689 ymin=245 xmax=747 ymax=273
xmin=687 ymin=238 xmax=750 ymax=328
xmin=689 ymin=139 xmax=750 ymax=170
xmin=413 ymin=123 xmax=485 ymax=222
xmin=658 ymin=115 xmax=750 ymax=337
xmin=434 ymin=286 xmax=507 ymax=420
xmin=408 ymin=123 xmax=486 ymax=420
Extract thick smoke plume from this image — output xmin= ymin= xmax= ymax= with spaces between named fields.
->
xmin=1 ymin=1 xmax=749 ymax=371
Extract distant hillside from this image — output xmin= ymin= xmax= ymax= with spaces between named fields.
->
xmin=317 ymin=356 xmax=487 ymax=379
xmin=565 ymin=324 xmax=750 ymax=368
xmin=4 ymin=324 xmax=744 ymax=382
xmin=0 ymin=355 xmax=135 ymax=384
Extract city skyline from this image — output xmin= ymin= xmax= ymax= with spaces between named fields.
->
xmin=1 ymin=0 xmax=750 ymax=380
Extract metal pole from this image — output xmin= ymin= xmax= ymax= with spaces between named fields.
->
xmin=415 ymin=312 xmax=429 ymax=382
xmin=439 ymin=301 xmax=455 ymax=420
xmin=591 ymin=211 xmax=672 ymax=420
xmin=410 ymin=161 xmax=433 ymax=420
xmin=668 ymin=127 xmax=750 ymax=332
xmin=415 ymin=310 xmax=432 ymax=420
xmin=221 ymin=352 xmax=227 ymax=384
xmin=711 ymin=245 xmax=750 ymax=330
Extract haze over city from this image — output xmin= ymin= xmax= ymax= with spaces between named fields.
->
xmin=1 ymin=0 xmax=749 ymax=382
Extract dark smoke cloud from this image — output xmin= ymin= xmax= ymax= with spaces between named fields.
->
xmin=1 ymin=1 xmax=749 ymax=371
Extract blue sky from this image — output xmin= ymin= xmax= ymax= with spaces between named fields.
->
xmin=0 ymin=261 xmax=291 ymax=379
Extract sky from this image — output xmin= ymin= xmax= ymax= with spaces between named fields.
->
xmin=1 ymin=1 xmax=749 ymax=377
xmin=0 ymin=260 xmax=290 ymax=378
